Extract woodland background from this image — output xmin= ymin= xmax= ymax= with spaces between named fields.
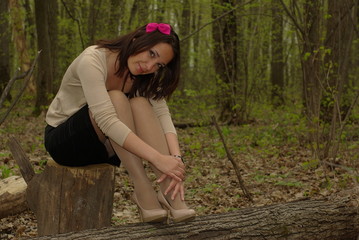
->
xmin=0 ymin=0 xmax=359 ymax=239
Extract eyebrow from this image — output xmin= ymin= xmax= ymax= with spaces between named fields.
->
xmin=153 ymin=49 xmax=160 ymax=58
xmin=153 ymin=49 xmax=166 ymax=66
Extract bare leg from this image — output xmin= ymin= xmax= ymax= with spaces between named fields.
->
xmin=130 ymin=97 xmax=188 ymax=209
xmin=89 ymin=90 xmax=161 ymax=210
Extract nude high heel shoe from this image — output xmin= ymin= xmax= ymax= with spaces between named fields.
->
xmin=131 ymin=193 xmax=168 ymax=223
xmin=158 ymin=191 xmax=196 ymax=223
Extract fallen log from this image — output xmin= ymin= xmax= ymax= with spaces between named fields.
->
xmin=32 ymin=191 xmax=359 ymax=240
xmin=0 ymin=175 xmax=28 ymax=218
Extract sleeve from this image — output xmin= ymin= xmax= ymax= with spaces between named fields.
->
xmin=76 ymin=50 xmax=132 ymax=146
xmin=149 ymin=98 xmax=177 ymax=135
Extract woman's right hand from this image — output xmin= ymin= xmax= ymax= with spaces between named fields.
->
xmin=154 ymin=154 xmax=185 ymax=182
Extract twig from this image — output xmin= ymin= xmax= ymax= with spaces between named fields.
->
xmin=0 ymin=50 xmax=41 ymax=126
xmin=181 ymin=0 xmax=256 ymax=42
xmin=0 ymin=70 xmax=27 ymax=109
xmin=211 ymin=116 xmax=253 ymax=202
xmin=60 ymin=0 xmax=85 ymax=49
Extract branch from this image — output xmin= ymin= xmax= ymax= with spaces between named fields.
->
xmin=211 ymin=116 xmax=253 ymax=202
xmin=278 ymin=0 xmax=304 ymax=36
xmin=0 ymin=51 xmax=41 ymax=126
xmin=0 ymin=70 xmax=27 ymax=109
xmin=60 ymin=0 xmax=85 ymax=49
xmin=181 ymin=0 xmax=256 ymax=42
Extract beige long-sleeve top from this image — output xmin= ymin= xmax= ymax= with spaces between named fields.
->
xmin=46 ymin=45 xmax=177 ymax=147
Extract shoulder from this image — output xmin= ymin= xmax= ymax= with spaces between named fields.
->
xmin=77 ymin=45 xmax=107 ymax=67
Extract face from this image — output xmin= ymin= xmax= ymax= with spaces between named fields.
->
xmin=127 ymin=42 xmax=174 ymax=75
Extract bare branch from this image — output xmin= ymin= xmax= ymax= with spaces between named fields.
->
xmin=211 ymin=116 xmax=253 ymax=202
xmin=60 ymin=0 xmax=85 ymax=49
xmin=0 ymin=51 xmax=41 ymax=126
xmin=181 ymin=0 xmax=256 ymax=42
xmin=0 ymin=71 xmax=27 ymax=109
xmin=279 ymin=0 xmax=304 ymax=36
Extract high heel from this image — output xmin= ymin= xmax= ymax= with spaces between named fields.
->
xmin=158 ymin=191 xmax=196 ymax=223
xmin=131 ymin=193 xmax=168 ymax=223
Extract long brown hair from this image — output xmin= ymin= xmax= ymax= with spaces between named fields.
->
xmin=96 ymin=24 xmax=180 ymax=100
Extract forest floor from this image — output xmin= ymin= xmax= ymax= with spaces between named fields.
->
xmin=1 ymin=100 xmax=358 ymax=239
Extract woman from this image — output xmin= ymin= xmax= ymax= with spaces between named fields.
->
xmin=44 ymin=23 xmax=195 ymax=223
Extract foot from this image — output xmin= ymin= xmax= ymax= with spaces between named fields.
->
xmin=158 ymin=191 xmax=196 ymax=223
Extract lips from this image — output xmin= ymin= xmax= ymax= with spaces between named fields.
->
xmin=138 ymin=63 xmax=144 ymax=74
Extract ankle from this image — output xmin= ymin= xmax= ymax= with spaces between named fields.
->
xmin=133 ymin=188 xmax=161 ymax=210
xmin=161 ymin=192 xmax=188 ymax=210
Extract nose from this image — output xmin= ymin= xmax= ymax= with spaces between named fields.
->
xmin=145 ymin=60 xmax=158 ymax=73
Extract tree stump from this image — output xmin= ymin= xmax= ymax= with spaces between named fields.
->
xmin=8 ymin=137 xmax=117 ymax=236
xmin=26 ymin=159 xmax=116 ymax=236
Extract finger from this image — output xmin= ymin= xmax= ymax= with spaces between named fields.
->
xmin=168 ymin=172 xmax=182 ymax=182
xmin=180 ymin=184 xmax=185 ymax=201
xmin=173 ymin=170 xmax=184 ymax=181
xmin=165 ymin=180 xmax=177 ymax=195
xmin=157 ymin=173 xmax=168 ymax=183
xmin=171 ymin=183 xmax=181 ymax=200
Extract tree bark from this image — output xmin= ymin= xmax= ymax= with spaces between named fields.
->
xmin=9 ymin=0 xmax=33 ymax=93
xmin=0 ymin=0 xmax=10 ymax=97
xmin=34 ymin=0 xmax=54 ymax=115
xmin=26 ymin=159 xmax=116 ymax=237
xmin=212 ymin=0 xmax=239 ymax=124
xmin=0 ymin=176 xmax=28 ymax=219
xmin=270 ymin=0 xmax=284 ymax=107
xmin=32 ymin=191 xmax=359 ymax=240
xmin=321 ymin=0 xmax=356 ymax=160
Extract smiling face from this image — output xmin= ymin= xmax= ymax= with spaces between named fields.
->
xmin=127 ymin=42 xmax=174 ymax=75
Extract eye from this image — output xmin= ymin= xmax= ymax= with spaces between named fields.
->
xmin=149 ymin=50 xmax=155 ymax=57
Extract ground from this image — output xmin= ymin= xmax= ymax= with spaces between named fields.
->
xmin=0 ymin=103 xmax=358 ymax=239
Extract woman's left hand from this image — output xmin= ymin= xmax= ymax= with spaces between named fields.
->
xmin=157 ymin=174 xmax=185 ymax=201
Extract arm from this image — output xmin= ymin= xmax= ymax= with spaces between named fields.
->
xmin=165 ymin=132 xmax=181 ymax=156
xmin=123 ymin=132 xmax=185 ymax=181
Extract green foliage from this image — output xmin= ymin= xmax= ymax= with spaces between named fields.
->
xmin=0 ymin=165 xmax=14 ymax=179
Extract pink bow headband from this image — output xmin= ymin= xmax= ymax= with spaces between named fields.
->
xmin=146 ymin=23 xmax=171 ymax=35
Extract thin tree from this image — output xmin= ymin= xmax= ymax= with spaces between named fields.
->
xmin=212 ymin=0 xmax=239 ymax=124
xmin=0 ymin=0 xmax=10 ymax=97
xmin=270 ymin=0 xmax=284 ymax=107
xmin=34 ymin=0 xmax=54 ymax=115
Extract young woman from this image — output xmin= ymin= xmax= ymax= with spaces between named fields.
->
xmin=44 ymin=23 xmax=195 ymax=223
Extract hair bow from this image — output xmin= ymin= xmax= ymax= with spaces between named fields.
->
xmin=146 ymin=23 xmax=171 ymax=35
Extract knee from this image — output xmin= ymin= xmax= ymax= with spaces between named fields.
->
xmin=129 ymin=97 xmax=151 ymax=110
xmin=108 ymin=90 xmax=129 ymax=104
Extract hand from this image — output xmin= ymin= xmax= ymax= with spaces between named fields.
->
xmin=153 ymin=154 xmax=185 ymax=182
xmin=157 ymin=175 xmax=185 ymax=201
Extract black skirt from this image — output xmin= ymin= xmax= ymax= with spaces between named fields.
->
xmin=44 ymin=105 xmax=121 ymax=167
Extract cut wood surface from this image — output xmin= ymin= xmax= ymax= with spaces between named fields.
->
xmin=0 ymin=175 xmax=28 ymax=218
xmin=32 ymin=192 xmax=359 ymax=240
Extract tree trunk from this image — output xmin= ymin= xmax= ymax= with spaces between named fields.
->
xmin=87 ymin=0 xmax=100 ymax=46
xmin=9 ymin=0 xmax=32 ymax=93
xmin=0 ymin=0 xmax=10 ymax=97
xmin=270 ymin=0 xmax=284 ymax=107
xmin=32 ymin=191 xmax=359 ymax=240
xmin=212 ymin=0 xmax=239 ymax=124
xmin=0 ymin=176 xmax=28 ymax=219
xmin=178 ymin=0 xmax=191 ymax=92
xmin=321 ymin=0 xmax=356 ymax=160
xmin=48 ymin=0 xmax=59 ymax=83
xmin=34 ymin=0 xmax=54 ymax=115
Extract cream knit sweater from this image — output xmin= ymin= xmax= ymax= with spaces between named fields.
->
xmin=46 ymin=46 xmax=176 ymax=147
